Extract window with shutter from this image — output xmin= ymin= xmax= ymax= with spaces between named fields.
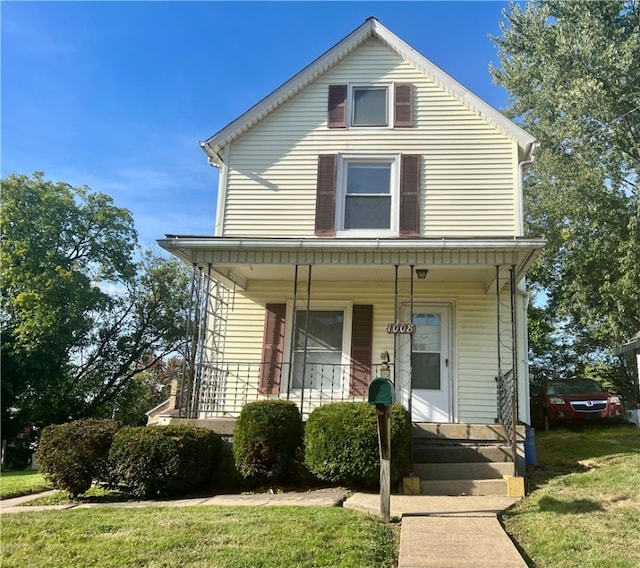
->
xmin=394 ymin=83 xmax=414 ymax=128
xmin=259 ymin=304 xmax=286 ymax=394
xmin=284 ymin=303 xmax=372 ymax=396
xmin=328 ymin=85 xmax=347 ymax=128
xmin=399 ymin=154 xmax=420 ymax=237
xmin=315 ymin=155 xmax=337 ymax=236
xmin=316 ymin=153 xmax=421 ymax=238
xmin=350 ymin=305 xmax=373 ymax=396
xmin=327 ymin=83 xmax=414 ymax=129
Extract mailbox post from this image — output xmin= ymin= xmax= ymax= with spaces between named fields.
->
xmin=368 ymin=377 xmax=394 ymax=523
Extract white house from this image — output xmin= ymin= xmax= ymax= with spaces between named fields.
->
xmin=157 ymin=18 xmax=544 ymax=491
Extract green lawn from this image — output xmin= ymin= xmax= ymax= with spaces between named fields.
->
xmin=1 ymin=505 xmax=397 ymax=568
xmin=503 ymin=425 xmax=640 ymax=568
xmin=0 ymin=470 xmax=51 ymax=499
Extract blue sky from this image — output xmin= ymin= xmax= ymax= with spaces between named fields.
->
xmin=2 ymin=1 xmax=512 ymax=246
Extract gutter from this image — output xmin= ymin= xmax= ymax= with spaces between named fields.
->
xmin=157 ymin=236 xmax=547 ymax=252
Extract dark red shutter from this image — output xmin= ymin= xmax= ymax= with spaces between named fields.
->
xmin=259 ymin=304 xmax=286 ymax=394
xmin=314 ymin=154 xmax=337 ymax=236
xmin=400 ymin=154 xmax=420 ymax=238
xmin=394 ymin=83 xmax=414 ymax=127
xmin=328 ymin=85 xmax=347 ymax=128
xmin=350 ymin=305 xmax=373 ymax=396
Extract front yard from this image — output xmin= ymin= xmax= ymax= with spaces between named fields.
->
xmin=2 ymin=424 xmax=639 ymax=568
xmin=1 ymin=505 xmax=397 ymax=568
xmin=503 ymin=425 xmax=640 ymax=568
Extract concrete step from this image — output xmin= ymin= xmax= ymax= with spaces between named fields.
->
xmin=412 ymin=423 xmax=524 ymax=442
xmin=413 ymin=462 xmax=515 ymax=481
xmin=420 ymin=478 xmax=507 ymax=496
xmin=412 ymin=443 xmax=513 ymax=464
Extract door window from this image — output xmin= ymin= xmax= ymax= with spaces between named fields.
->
xmin=411 ymin=313 xmax=441 ymax=390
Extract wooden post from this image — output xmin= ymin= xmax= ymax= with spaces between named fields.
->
xmin=376 ymin=405 xmax=391 ymax=523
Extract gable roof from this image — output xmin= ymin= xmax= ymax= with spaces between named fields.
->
xmin=201 ymin=17 xmax=537 ymax=168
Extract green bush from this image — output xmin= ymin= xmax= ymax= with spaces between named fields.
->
xmin=108 ymin=425 xmax=222 ymax=498
xmin=304 ymin=402 xmax=411 ymax=488
xmin=35 ymin=418 xmax=120 ymax=498
xmin=233 ymin=400 xmax=304 ymax=485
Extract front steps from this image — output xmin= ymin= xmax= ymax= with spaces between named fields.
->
xmin=409 ymin=423 xmax=525 ymax=496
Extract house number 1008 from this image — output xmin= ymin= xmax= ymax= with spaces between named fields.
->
xmin=386 ymin=322 xmax=416 ymax=335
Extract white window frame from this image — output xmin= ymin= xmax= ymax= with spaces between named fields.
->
xmin=284 ymin=301 xmax=353 ymax=395
xmin=347 ymin=83 xmax=393 ymax=129
xmin=335 ymin=154 xmax=400 ymax=238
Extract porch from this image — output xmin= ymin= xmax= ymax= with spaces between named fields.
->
xmin=158 ymin=236 xmax=543 ymax=428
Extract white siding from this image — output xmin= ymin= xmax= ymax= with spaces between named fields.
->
xmin=221 ymin=38 xmax=519 ymax=239
xmin=219 ymin=279 xmax=506 ymax=424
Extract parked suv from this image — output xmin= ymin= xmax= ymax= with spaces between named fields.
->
xmin=531 ymin=378 xmax=624 ymax=430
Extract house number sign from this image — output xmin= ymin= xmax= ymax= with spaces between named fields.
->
xmin=386 ymin=322 xmax=416 ymax=335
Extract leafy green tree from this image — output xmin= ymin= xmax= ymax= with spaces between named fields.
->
xmin=491 ymin=1 xmax=640 ymax=375
xmin=1 ymin=173 xmax=190 ymax=429
xmin=109 ymin=356 xmax=184 ymax=426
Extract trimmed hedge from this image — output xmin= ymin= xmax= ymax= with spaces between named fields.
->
xmin=36 ymin=418 xmax=121 ymax=498
xmin=304 ymin=402 xmax=411 ymax=488
xmin=233 ymin=400 xmax=304 ymax=484
xmin=108 ymin=425 xmax=222 ymax=498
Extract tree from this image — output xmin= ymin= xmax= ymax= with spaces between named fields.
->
xmin=1 ymin=173 xmax=190 ymax=429
xmin=491 ymin=1 xmax=640 ymax=384
xmin=109 ymin=356 xmax=184 ymax=426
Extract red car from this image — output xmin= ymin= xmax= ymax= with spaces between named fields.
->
xmin=531 ymin=378 xmax=624 ymax=430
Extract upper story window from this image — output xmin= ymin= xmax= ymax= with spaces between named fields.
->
xmin=315 ymin=154 xmax=420 ymax=238
xmin=339 ymin=156 xmax=397 ymax=235
xmin=351 ymin=86 xmax=389 ymax=127
xmin=328 ymin=83 xmax=414 ymax=129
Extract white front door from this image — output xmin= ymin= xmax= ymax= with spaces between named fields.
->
xmin=404 ymin=305 xmax=452 ymax=422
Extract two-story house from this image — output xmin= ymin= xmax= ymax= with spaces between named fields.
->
xmin=157 ymin=18 xmax=544 ymax=489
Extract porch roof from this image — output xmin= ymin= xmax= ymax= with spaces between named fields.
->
xmin=158 ymin=236 xmax=545 ymax=291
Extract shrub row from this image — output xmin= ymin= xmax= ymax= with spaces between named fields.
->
xmin=304 ymin=402 xmax=411 ymax=487
xmin=109 ymin=425 xmax=222 ymax=498
xmin=36 ymin=400 xmax=412 ymax=498
xmin=36 ymin=420 xmax=222 ymax=499
xmin=234 ymin=400 xmax=411 ymax=488
xmin=36 ymin=418 xmax=121 ymax=498
xmin=233 ymin=400 xmax=305 ymax=485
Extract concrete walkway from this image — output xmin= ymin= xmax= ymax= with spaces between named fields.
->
xmin=345 ymin=493 xmax=528 ymax=567
xmin=1 ymin=490 xmax=528 ymax=567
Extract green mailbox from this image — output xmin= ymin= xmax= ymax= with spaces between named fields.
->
xmin=368 ymin=377 xmax=394 ymax=406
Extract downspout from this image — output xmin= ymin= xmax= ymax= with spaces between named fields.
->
xmin=517 ymin=141 xmax=540 ymax=235
xmin=215 ymin=145 xmax=229 ymax=236
xmin=200 ymin=140 xmax=228 ymax=236
xmin=517 ymin=141 xmax=539 ymax=429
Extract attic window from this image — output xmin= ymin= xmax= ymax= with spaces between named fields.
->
xmin=352 ymin=86 xmax=388 ymax=127
xmin=328 ymin=83 xmax=414 ymax=129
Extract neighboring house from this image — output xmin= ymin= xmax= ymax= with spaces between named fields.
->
xmin=619 ymin=331 xmax=640 ymax=426
xmin=157 ymin=18 xmax=544 ymax=485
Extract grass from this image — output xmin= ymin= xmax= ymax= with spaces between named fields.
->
xmin=503 ymin=424 xmax=640 ymax=568
xmin=1 ymin=505 xmax=397 ymax=568
xmin=0 ymin=470 xmax=51 ymax=499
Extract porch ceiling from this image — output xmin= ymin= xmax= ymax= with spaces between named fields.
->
xmin=158 ymin=236 xmax=545 ymax=291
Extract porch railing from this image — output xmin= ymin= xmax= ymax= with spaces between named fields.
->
xmin=496 ymin=368 xmax=518 ymax=475
xmin=181 ymin=362 xmax=394 ymax=420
